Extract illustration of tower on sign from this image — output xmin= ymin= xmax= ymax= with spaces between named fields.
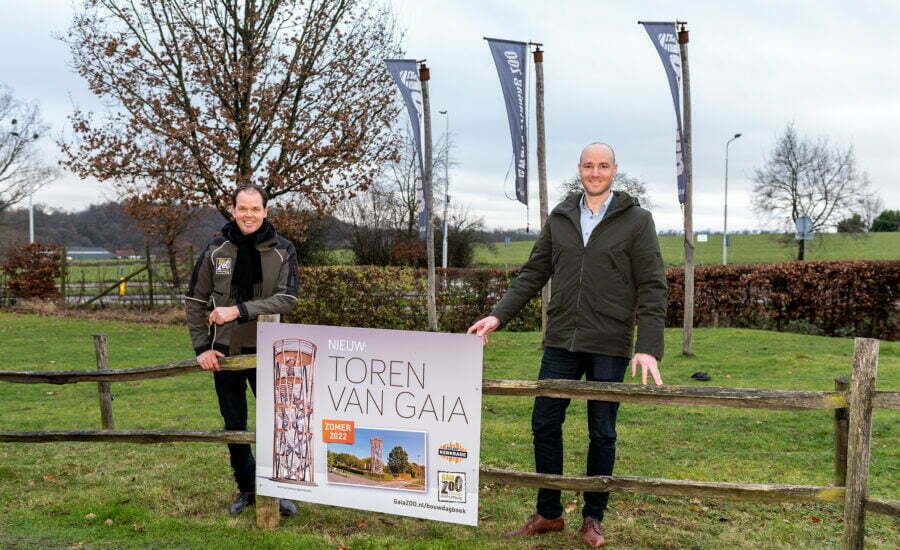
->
xmin=369 ymin=437 xmax=384 ymax=473
xmin=272 ymin=338 xmax=317 ymax=486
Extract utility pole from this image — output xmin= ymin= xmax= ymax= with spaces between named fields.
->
xmin=533 ymin=44 xmax=550 ymax=342
xmin=679 ymin=23 xmax=695 ymax=357
xmin=28 ymin=193 xmax=34 ymax=244
xmin=439 ymin=110 xmax=449 ymax=269
xmin=723 ymin=132 xmax=742 ymax=265
xmin=419 ymin=62 xmax=438 ymax=331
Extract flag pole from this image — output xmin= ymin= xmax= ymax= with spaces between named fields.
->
xmin=419 ymin=62 xmax=438 ymax=331
xmin=679 ymin=23 xmax=695 ymax=356
xmin=532 ymin=44 xmax=550 ymax=343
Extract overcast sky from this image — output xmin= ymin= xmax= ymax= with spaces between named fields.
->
xmin=2 ymin=0 xmax=898 ymax=232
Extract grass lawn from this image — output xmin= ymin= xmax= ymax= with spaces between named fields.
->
xmin=0 ymin=312 xmax=897 ymax=549
xmin=474 ymin=231 xmax=900 ymax=267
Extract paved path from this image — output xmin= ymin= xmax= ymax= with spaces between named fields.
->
xmin=328 ymin=469 xmax=425 ymax=490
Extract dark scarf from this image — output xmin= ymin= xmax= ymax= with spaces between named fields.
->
xmin=222 ymin=220 xmax=275 ymax=302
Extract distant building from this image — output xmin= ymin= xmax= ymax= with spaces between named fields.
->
xmin=66 ymin=247 xmax=116 ymax=261
xmin=115 ymin=249 xmax=139 ymax=259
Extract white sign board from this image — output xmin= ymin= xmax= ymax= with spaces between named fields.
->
xmin=696 ymin=233 xmax=708 ymax=242
xmin=256 ymin=323 xmax=483 ymax=526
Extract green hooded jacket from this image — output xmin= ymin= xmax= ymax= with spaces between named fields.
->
xmin=490 ymin=191 xmax=667 ymax=360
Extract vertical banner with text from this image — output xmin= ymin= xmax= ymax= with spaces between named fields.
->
xmin=640 ymin=22 xmax=686 ymax=204
xmin=486 ymin=38 xmax=528 ymax=206
xmin=385 ymin=59 xmax=429 ymax=237
xmin=256 ymin=323 xmax=483 ymax=526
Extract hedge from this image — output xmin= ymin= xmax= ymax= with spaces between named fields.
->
xmin=288 ymin=260 xmax=898 ymax=340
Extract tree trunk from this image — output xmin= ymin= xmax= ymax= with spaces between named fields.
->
xmin=166 ymin=240 xmax=181 ymax=289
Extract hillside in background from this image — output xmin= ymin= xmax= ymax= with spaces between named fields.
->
xmin=0 ymin=203 xmax=351 ymax=255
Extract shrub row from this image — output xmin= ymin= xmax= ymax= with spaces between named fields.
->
xmin=666 ymin=260 xmax=899 ymax=340
xmin=288 ymin=260 xmax=898 ymax=340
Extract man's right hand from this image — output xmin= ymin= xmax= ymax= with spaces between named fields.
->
xmin=197 ymin=349 xmax=225 ymax=371
xmin=466 ymin=315 xmax=501 ymax=344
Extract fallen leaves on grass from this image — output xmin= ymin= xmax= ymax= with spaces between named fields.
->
xmin=355 ymin=520 xmax=367 ymax=528
xmin=809 ymin=516 xmax=821 ymax=523
xmin=84 ymin=513 xmax=96 ymax=519
xmin=42 ymin=475 xmax=58 ymax=483
xmin=104 ymin=518 xmax=114 ymax=525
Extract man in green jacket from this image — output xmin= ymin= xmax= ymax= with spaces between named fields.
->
xmin=184 ymin=184 xmax=299 ymax=517
xmin=468 ymin=143 xmax=667 ymax=548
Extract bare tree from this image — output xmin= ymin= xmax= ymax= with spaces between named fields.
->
xmin=751 ymin=124 xmax=874 ymax=258
xmin=0 ymin=86 xmax=58 ymax=218
xmin=857 ymin=188 xmax=883 ymax=230
xmin=60 ymin=0 xmax=403 ymax=236
xmin=558 ymin=171 xmax=654 ymax=209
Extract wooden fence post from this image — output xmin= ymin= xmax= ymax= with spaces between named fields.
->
xmin=833 ymin=376 xmax=849 ymax=486
xmin=256 ymin=313 xmax=281 ymax=529
xmin=93 ymin=334 xmax=115 ymax=430
xmin=59 ymin=246 xmax=67 ymax=303
xmin=144 ymin=242 xmax=154 ymax=308
xmin=842 ymin=338 xmax=879 ymax=550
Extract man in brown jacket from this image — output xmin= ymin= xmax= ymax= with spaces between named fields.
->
xmin=184 ymin=184 xmax=299 ymax=517
xmin=468 ymin=143 xmax=667 ymax=547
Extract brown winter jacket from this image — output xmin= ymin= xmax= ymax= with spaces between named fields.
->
xmin=184 ymin=229 xmax=299 ymax=356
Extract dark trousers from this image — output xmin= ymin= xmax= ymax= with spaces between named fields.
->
xmin=213 ymin=348 xmax=257 ymax=493
xmin=532 ymin=347 xmax=627 ymax=521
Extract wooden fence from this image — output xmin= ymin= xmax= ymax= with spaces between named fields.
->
xmin=0 ymin=330 xmax=897 ymax=549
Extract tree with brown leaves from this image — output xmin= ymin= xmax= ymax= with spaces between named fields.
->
xmin=120 ymin=184 xmax=197 ymax=288
xmin=60 ymin=0 xmax=402 ymax=237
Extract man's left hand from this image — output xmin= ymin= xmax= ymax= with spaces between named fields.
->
xmin=208 ymin=306 xmax=240 ymax=326
xmin=631 ymin=352 xmax=663 ymax=385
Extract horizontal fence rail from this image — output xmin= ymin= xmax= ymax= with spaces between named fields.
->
xmin=1 ymin=360 xmax=897 ymax=411
xmin=0 ymin=428 xmax=895 ymax=519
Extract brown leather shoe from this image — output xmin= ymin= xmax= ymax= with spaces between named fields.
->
xmin=502 ymin=513 xmax=564 ymax=537
xmin=580 ymin=517 xmax=606 ymax=547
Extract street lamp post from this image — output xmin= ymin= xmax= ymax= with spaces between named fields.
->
xmin=723 ymin=132 xmax=742 ymax=265
xmin=438 ymin=110 xmax=449 ymax=269
xmin=10 ymin=119 xmax=41 ymax=244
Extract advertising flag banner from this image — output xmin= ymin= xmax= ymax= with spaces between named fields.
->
xmin=256 ymin=323 xmax=484 ymax=526
xmin=486 ymin=38 xmax=528 ymax=205
xmin=640 ymin=22 xmax=686 ymax=204
xmin=385 ymin=59 xmax=428 ymax=237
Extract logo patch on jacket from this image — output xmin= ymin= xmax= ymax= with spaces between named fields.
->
xmin=214 ymin=257 xmax=233 ymax=275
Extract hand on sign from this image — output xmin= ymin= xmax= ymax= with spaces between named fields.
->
xmin=466 ymin=315 xmax=501 ymax=345
xmin=631 ymin=352 xmax=663 ymax=385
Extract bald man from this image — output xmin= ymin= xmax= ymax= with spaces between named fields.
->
xmin=468 ymin=143 xmax=667 ymax=547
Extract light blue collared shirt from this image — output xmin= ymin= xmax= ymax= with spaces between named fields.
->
xmin=579 ymin=192 xmax=614 ymax=246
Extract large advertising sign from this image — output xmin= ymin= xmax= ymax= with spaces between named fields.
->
xmin=256 ymin=323 xmax=483 ymax=526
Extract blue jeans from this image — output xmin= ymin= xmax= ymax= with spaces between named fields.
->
xmin=532 ymin=347 xmax=627 ymax=521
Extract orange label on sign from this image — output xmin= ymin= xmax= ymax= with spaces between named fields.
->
xmin=322 ymin=420 xmax=355 ymax=444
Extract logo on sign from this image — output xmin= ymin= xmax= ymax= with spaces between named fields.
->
xmin=214 ymin=257 xmax=233 ymax=275
xmin=437 ymin=471 xmax=466 ymax=503
xmin=438 ymin=442 xmax=468 ymax=463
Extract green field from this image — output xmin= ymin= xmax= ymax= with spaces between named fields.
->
xmin=474 ymin=232 xmax=900 ymax=267
xmin=0 ymin=313 xmax=897 ymax=549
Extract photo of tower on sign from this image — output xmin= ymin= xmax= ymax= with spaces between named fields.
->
xmin=271 ymin=338 xmax=317 ymax=486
